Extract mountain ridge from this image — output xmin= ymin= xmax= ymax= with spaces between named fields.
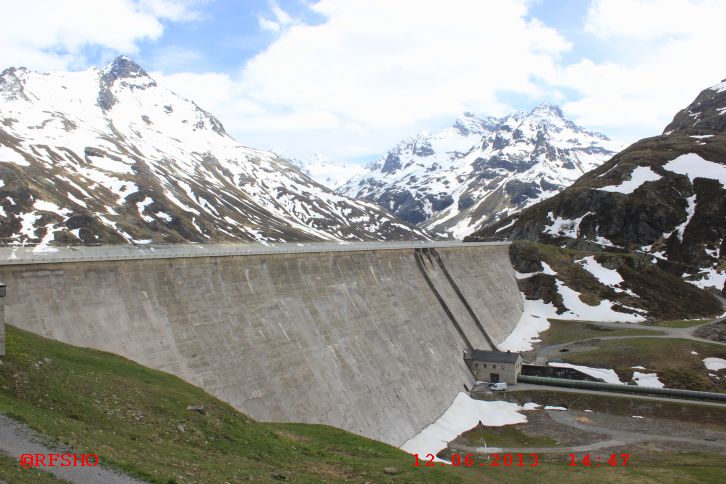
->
xmin=468 ymin=78 xmax=726 ymax=296
xmin=0 ymin=56 xmax=427 ymax=246
xmin=338 ymin=105 xmax=620 ymax=239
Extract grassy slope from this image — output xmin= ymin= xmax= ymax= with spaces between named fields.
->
xmin=537 ymin=320 xmax=665 ymax=347
xmin=559 ymin=338 xmax=726 ymax=391
xmin=0 ymin=325 xmax=465 ymax=483
xmin=2 ymin=326 xmax=725 ymax=483
xmin=0 ymin=453 xmax=65 ymax=483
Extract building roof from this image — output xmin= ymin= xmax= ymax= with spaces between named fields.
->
xmin=468 ymin=350 xmax=520 ymax=363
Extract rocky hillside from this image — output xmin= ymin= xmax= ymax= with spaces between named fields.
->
xmin=338 ymin=106 xmax=620 ymax=239
xmin=469 ymin=79 xmax=726 ymax=302
xmin=0 ymin=57 xmax=426 ymax=246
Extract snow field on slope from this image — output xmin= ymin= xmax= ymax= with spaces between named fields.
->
xmin=598 ymin=166 xmax=661 ymax=194
xmin=400 ymin=392 xmax=538 ymax=458
xmin=663 ymin=153 xmax=726 ymax=187
xmin=499 ymin=261 xmax=645 ymax=352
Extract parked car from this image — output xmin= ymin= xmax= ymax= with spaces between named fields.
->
xmin=490 ymin=382 xmax=508 ymax=391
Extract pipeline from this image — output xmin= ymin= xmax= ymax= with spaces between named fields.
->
xmin=518 ymin=375 xmax=726 ymax=402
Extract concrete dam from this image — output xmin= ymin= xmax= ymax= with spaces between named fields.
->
xmin=0 ymin=241 xmax=523 ymax=446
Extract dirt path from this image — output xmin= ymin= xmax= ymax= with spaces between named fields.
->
xmin=452 ymin=407 xmax=726 ymax=455
xmin=529 ymin=318 xmax=726 ymax=365
xmin=0 ymin=415 xmax=145 ymax=483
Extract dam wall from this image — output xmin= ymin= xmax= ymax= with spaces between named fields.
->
xmin=0 ymin=242 xmax=522 ymax=446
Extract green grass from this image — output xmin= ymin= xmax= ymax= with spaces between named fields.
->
xmin=649 ymin=319 xmax=713 ymax=328
xmin=0 ymin=453 xmax=65 ymax=482
xmin=2 ymin=326 xmax=725 ymax=483
xmin=537 ymin=320 xmax=664 ymax=347
xmin=559 ymin=338 xmax=726 ymax=391
xmin=486 ymin=390 xmax=726 ymax=428
xmin=458 ymin=423 xmax=563 ymax=448
xmin=0 ymin=325 xmax=467 ymax=483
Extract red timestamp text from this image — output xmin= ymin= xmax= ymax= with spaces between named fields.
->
xmin=413 ymin=452 xmax=540 ymax=468
xmin=568 ymin=453 xmax=630 ymax=467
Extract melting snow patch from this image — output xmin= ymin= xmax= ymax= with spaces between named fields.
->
xmin=495 ymin=218 xmax=517 ymax=233
xmin=686 ymin=268 xmax=726 ymax=291
xmin=703 ymin=358 xmax=726 ymax=371
xmin=497 ymin=301 xmax=554 ymax=352
xmin=663 ymin=153 xmax=726 ymax=188
xmin=691 ymin=351 xmax=699 ymax=355
xmin=631 ymin=365 xmax=646 ymax=370
xmin=544 ymin=212 xmax=593 ymax=238
xmin=674 ymin=195 xmax=697 ymax=241
xmin=400 ymin=392 xmax=535 ymax=457
xmin=598 ymin=166 xmax=661 ymax=194
xmin=631 ymin=416 xmax=645 ymax=419
xmin=0 ymin=145 xmax=30 ymax=166
xmin=576 ymin=256 xmax=623 ymax=286
xmin=548 ymin=362 xmax=623 ymax=384
xmin=544 ymin=406 xmax=567 ymax=411
xmin=556 ymin=280 xmax=644 ymax=322
xmin=584 ymin=409 xmax=593 ymax=413
xmin=632 ymin=372 xmax=664 ymax=388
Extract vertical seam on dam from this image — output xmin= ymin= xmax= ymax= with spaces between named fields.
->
xmin=413 ymin=248 xmax=473 ymax=351
xmin=429 ymin=248 xmax=497 ymax=350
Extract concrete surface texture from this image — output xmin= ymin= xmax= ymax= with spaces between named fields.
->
xmin=0 ymin=243 xmax=523 ymax=446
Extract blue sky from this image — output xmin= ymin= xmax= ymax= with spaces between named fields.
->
xmin=2 ymin=0 xmax=724 ymax=163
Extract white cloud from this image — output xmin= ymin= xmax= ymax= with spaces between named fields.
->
xmin=555 ymin=0 xmax=726 ymax=140
xmin=158 ymin=0 xmax=571 ymax=159
xmin=0 ymin=0 xmax=200 ymax=71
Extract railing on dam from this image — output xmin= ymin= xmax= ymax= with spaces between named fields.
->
xmin=0 ymin=240 xmax=511 ymax=266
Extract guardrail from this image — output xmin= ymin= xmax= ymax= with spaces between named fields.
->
xmin=0 ymin=240 xmax=511 ymax=266
xmin=518 ymin=375 xmax=726 ymax=402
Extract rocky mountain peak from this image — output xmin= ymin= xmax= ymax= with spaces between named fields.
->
xmin=663 ymin=76 xmax=726 ymax=135
xmin=0 ymin=61 xmax=427 ymax=245
xmin=101 ymin=55 xmax=150 ymax=82
xmin=529 ymin=103 xmax=564 ymax=118
xmin=452 ymin=112 xmax=498 ymax=136
xmin=98 ymin=56 xmax=157 ymax=110
xmin=338 ymin=105 xmax=619 ymax=237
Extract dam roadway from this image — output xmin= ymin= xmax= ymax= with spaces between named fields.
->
xmin=0 ymin=241 xmax=523 ymax=446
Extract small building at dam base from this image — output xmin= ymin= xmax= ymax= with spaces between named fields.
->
xmin=464 ymin=349 xmax=522 ymax=384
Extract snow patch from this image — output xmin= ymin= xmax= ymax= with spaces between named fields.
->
xmin=0 ymin=145 xmax=30 ymax=166
xmin=663 ymin=153 xmax=726 ymax=188
xmin=598 ymin=166 xmax=661 ymax=194
xmin=674 ymin=195 xmax=697 ymax=241
xmin=400 ymin=392 xmax=535 ymax=457
xmin=548 ymin=362 xmax=623 ymax=384
xmin=544 ymin=211 xmax=593 ymax=238
xmin=632 ymin=371 xmax=664 ymax=388
xmin=703 ymin=357 xmax=726 ymax=371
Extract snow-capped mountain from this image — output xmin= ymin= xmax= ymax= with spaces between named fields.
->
xmin=284 ymin=153 xmax=365 ymax=190
xmin=338 ymin=106 xmax=620 ymax=239
xmin=0 ymin=56 xmax=427 ymax=246
xmin=470 ymin=78 xmax=726 ymax=296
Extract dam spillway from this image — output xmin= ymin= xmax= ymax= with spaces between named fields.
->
xmin=0 ymin=241 xmax=523 ymax=446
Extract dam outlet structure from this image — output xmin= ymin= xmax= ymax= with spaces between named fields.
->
xmin=0 ymin=241 xmax=523 ymax=446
